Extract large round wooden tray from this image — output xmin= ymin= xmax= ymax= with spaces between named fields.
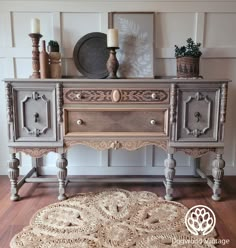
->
xmin=73 ymin=32 xmax=109 ymax=79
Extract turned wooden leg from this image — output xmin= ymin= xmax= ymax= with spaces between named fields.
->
xmin=164 ymin=153 xmax=176 ymax=201
xmin=8 ymin=153 xmax=20 ymax=201
xmin=212 ymin=153 xmax=225 ymax=201
xmin=56 ymin=153 xmax=68 ymax=201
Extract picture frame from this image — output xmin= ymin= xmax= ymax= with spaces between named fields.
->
xmin=108 ymin=12 xmax=155 ymax=78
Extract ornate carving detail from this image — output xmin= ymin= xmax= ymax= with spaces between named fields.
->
xmin=170 ymin=84 xmax=177 ymax=123
xmin=212 ymin=153 xmax=225 ymax=201
xmin=64 ymin=140 xmax=168 ymax=151
xmin=121 ymin=89 xmax=169 ymax=103
xmin=64 ymin=89 xmax=112 ymax=103
xmin=21 ymin=92 xmax=50 ymax=137
xmin=5 ymin=83 xmax=13 ymax=123
xmin=175 ymin=147 xmax=216 ymax=158
xmin=8 ymin=153 xmax=20 ymax=201
xmin=164 ymin=153 xmax=176 ymax=200
xmin=220 ymin=83 xmax=228 ymax=124
xmin=63 ymin=88 xmax=169 ymax=104
xmin=57 ymin=83 xmax=63 ymax=123
xmin=57 ymin=153 xmax=68 ymax=201
xmin=183 ymin=92 xmax=211 ymax=137
xmin=14 ymin=148 xmax=57 ymax=158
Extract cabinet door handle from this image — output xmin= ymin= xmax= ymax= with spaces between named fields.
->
xmin=194 ymin=112 xmax=201 ymax=122
xmin=34 ymin=113 xmax=39 ymax=123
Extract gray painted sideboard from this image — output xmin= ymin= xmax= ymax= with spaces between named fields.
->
xmin=4 ymin=78 xmax=229 ymax=201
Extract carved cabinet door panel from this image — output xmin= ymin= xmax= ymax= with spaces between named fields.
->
xmin=13 ymin=87 xmax=57 ymax=142
xmin=175 ymin=86 xmax=220 ymax=142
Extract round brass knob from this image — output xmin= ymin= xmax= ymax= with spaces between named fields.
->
xmin=151 ymin=92 xmax=157 ymax=99
xmin=150 ymin=119 xmax=157 ymax=125
xmin=76 ymin=93 xmax=82 ymax=100
xmin=77 ymin=119 xmax=83 ymax=125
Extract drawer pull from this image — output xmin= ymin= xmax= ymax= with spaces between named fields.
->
xmin=194 ymin=112 xmax=201 ymax=122
xmin=77 ymin=119 xmax=83 ymax=125
xmin=34 ymin=113 xmax=39 ymax=123
xmin=112 ymin=89 xmax=121 ymax=102
xmin=76 ymin=93 xmax=82 ymax=100
xmin=151 ymin=92 xmax=158 ymax=99
xmin=150 ymin=119 xmax=157 ymax=125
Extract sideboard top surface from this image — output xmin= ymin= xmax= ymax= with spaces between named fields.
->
xmin=3 ymin=78 xmax=231 ymax=85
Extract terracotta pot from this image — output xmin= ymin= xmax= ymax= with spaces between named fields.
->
xmin=176 ymin=57 xmax=200 ymax=78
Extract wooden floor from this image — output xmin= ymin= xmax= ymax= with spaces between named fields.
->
xmin=0 ymin=175 xmax=236 ymax=248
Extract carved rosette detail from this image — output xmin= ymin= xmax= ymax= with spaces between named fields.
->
xmin=57 ymin=83 xmax=63 ymax=123
xmin=175 ymin=148 xmax=216 ymax=158
xmin=5 ymin=83 xmax=13 ymax=123
xmin=64 ymin=140 xmax=168 ymax=151
xmin=14 ymin=148 xmax=57 ymax=158
xmin=220 ymin=83 xmax=228 ymax=124
xmin=170 ymin=84 xmax=177 ymax=123
xmin=63 ymin=88 xmax=169 ymax=104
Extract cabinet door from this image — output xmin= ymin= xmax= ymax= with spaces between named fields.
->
xmin=175 ymin=87 xmax=220 ymax=142
xmin=13 ymin=87 xmax=57 ymax=142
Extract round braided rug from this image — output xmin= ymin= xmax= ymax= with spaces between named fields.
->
xmin=10 ymin=189 xmax=217 ymax=248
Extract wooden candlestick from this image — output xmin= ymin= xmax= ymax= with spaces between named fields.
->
xmin=106 ymin=47 xmax=119 ymax=79
xmin=29 ymin=33 xmax=42 ymax=79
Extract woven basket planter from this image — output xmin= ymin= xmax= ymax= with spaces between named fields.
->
xmin=176 ymin=57 xmax=200 ymax=78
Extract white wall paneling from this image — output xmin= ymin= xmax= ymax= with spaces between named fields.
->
xmin=0 ymin=1 xmax=236 ymax=176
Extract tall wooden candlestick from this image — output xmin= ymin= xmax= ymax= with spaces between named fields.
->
xmin=29 ymin=33 xmax=42 ymax=79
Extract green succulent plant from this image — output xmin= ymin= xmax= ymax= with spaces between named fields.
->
xmin=47 ymin=40 xmax=59 ymax=52
xmin=175 ymin=38 xmax=202 ymax=58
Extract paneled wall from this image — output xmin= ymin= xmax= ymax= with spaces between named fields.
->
xmin=0 ymin=0 xmax=236 ymax=176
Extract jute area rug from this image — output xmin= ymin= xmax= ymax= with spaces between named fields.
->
xmin=10 ymin=189 xmax=216 ymax=248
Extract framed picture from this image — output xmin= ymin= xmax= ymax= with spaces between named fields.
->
xmin=108 ymin=12 xmax=155 ymax=78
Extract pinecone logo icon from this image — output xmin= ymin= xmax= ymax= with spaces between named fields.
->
xmin=185 ymin=205 xmax=216 ymax=235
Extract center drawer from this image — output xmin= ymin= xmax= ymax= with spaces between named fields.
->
xmin=64 ymin=108 xmax=168 ymax=137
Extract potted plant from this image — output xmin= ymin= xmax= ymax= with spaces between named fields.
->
xmin=47 ymin=40 xmax=60 ymax=53
xmin=175 ymin=38 xmax=202 ymax=78
xmin=47 ymin=40 xmax=61 ymax=78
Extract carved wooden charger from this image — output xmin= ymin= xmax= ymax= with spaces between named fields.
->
xmin=73 ymin=32 xmax=109 ymax=79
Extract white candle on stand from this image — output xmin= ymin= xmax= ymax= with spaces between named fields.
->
xmin=107 ymin=29 xmax=119 ymax=47
xmin=31 ymin=18 xmax=40 ymax=34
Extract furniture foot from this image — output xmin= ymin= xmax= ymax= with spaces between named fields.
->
xmin=164 ymin=153 xmax=176 ymax=201
xmin=8 ymin=153 xmax=20 ymax=201
xmin=212 ymin=153 xmax=225 ymax=201
xmin=56 ymin=153 xmax=68 ymax=201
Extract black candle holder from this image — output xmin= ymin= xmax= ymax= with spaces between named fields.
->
xmin=29 ymin=33 xmax=43 ymax=79
xmin=106 ymin=47 xmax=119 ymax=79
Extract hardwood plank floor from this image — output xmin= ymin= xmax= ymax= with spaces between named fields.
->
xmin=0 ymin=175 xmax=236 ymax=247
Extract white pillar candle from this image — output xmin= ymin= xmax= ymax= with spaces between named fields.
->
xmin=107 ymin=29 xmax=119 ymax=47
xmin=31 ymin=18 xmax=40 ymax=34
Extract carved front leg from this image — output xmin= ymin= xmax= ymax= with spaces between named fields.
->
xmin=8 ymin=153 xmax=20 ymax=201
xmin=56 ymin=153 xmax=68 ymax=201
xmin=164 ymin=154 xmax=176 ymax=201
xmin=212 ymin=153 xmax=225 ymax=201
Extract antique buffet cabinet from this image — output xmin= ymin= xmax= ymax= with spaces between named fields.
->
xmin=4 ymin=78 xmax=229 ymax=201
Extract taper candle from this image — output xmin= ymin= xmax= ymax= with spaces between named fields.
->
xmin=31 ymin=18 xmax=40 ymax=34
xmin=107 ymin=29 xmax=119 ymax=48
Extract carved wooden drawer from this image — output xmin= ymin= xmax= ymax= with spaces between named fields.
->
xmin=63 ymin=88 xmax=169 ymax=104
xmin=12 ymin=87 xmax=57 ymax=142
xmin=64 ymin=108 xmax=168 ymax=136
xmin=175 ymin=87 xmax=220 ymax=142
